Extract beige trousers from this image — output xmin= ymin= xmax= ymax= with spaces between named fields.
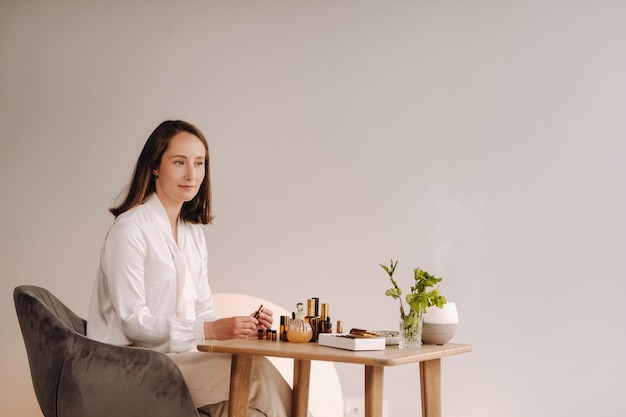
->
xmin=168 ymin=350 xmax=292 ymax=417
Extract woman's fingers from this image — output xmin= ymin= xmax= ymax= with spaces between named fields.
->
xmin=236 ymin=316 xmax=259 ymax=338
xmin=255 ymin=308 xmax=273 ymax=329
xmin=207 ymin=314 xmax=274 ymax=340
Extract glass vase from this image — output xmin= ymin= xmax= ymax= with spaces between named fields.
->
xmin=399 ymin=308 xmax=423 ymax=349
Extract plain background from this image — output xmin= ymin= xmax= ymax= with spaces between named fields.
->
xmin=1 ymin=1 xmax=624 ymax=416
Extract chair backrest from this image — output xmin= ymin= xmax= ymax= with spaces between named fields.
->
xmin=14 ymin=285 xmax=200 ymax=417
xmin=14 ymin=285 xmax=87 ymax=416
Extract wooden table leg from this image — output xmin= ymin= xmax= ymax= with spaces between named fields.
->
xmin=420 ymin=359 xmax=442 ymax=417
xmin=228 ymin=353 xmax=254 ymax=417
xmin=292 ymin=359 xmax=311 ymax=417
xmin=364 ymin=365 xmax=384 ymax=417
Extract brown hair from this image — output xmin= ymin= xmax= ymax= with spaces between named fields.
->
xmin=110 ymin=120 xmax=213 ymax=224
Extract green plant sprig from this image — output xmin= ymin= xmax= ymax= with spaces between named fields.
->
xmin=380 ymin=259 xmax=447 ymax=319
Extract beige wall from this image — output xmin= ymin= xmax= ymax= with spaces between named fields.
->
xmin=1 ymin=1 xmax=625 ymax=416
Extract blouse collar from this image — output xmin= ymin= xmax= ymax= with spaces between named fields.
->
xmin=143 ymin=193 xmax=185 ymax=248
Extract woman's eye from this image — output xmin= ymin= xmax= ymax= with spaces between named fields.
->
xmin=195 ymin=161 xmax=205 ymax=167
xmin=174 ymin=160 xmax=184 ymax=165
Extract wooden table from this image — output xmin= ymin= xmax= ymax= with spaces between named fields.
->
xmin=197 ymin=339 xmax=471 ymax=417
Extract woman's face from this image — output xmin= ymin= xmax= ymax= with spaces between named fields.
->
xmin=153 ymin=131 xmax=207 ymax=210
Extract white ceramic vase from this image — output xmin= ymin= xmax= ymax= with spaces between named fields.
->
xmin=422 ymin=302 xmax=459 ymax=345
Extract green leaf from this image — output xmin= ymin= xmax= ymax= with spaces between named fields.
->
xmin=385 ymin=288 xmax=402 ymax=299
xmin=382 ymin=259 xmax=446 ymax=318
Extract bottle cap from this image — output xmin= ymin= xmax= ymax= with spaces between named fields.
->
xmin=321 ymin=303 xmax=330 ymax=320
xmin=296 ymin=303 xmax=305 ymax=320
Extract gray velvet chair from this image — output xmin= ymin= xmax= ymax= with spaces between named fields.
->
xmin=14 ymin=285 xmax=209 ymax=417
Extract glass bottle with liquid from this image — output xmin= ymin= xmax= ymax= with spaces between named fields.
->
xmin=286 ymin=303 xmax=313 ymax=343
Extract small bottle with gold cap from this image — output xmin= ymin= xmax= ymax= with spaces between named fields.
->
xmin=321 ymin=303 xmax=332 ymax=333
xmin=305 ymin=298 xmax=321 ymax=342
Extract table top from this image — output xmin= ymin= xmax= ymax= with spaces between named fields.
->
xmin=198 ymin=339 xmax=472 ymax=366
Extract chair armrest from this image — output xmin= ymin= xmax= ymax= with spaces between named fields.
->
xmin=58 ymin=334 xmax=199 ymax=417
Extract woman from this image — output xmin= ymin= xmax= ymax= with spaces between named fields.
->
xmin=87 ymin=120 xmax=291 ymax=417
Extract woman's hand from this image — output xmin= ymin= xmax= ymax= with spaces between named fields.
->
xmin=203 ymin=316 xmax=259 ymax=340
xmin=253 ymin=307 xmax=273 ymax=330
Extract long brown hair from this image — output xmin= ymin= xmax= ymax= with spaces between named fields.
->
xmin=110 ymin=120 xmax=213 ymax=224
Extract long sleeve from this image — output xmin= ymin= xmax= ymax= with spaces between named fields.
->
xmin=102 ymin=218 xmax=173 ymax=349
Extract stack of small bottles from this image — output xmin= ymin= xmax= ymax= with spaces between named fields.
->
xmin=257 ymin=328 xmax=278 ymax=341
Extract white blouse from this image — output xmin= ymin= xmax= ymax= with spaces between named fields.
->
xmin=87 ymin=193 xmax=219 ymax=352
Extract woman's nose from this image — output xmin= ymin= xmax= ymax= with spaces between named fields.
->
xmin=185 ymin=165 xmax=195 ymax=179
